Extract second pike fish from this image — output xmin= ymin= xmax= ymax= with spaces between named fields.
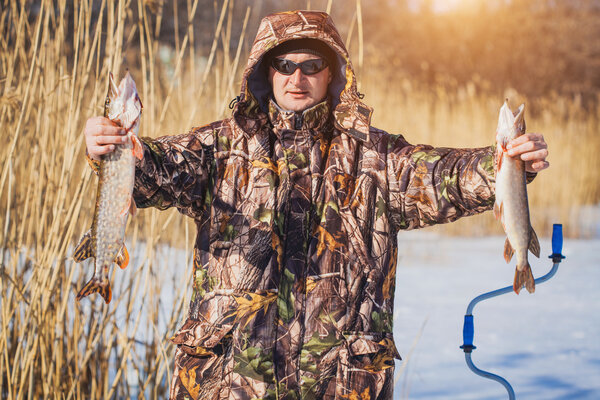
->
xmin=73 ymin=72 xmax=143 ymax=303
xmin=494 ymin=100 xmax=540 ymax=294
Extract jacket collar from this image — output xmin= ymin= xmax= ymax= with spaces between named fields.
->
xmin=268 ymin=98 xmax=331 ymax=133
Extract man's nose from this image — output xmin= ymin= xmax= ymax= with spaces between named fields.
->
xmin=289 ymin=68 xmax=305 ymax=85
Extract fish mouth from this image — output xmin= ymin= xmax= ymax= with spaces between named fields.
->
xmin=513 ymin=104 xmax=525 ymax=133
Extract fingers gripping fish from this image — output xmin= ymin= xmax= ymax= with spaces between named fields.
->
xmin=73 ymin=72 xmax=143 ymax=303
xmin=494 ymin=100 xmax=540 ymax=294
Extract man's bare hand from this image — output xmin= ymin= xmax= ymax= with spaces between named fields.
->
xmin=506 ymin=132 xmax=549 ymax=173
xmin=84 ymin=116 xmax=128 ymax=160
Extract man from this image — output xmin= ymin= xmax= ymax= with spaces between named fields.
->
xmin=84 ymin=11 xmax=548 ymax=400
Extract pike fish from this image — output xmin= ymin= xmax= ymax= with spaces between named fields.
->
xmin=494 ymin=100 xmax=540 ymax=294
xmin=73 ymin=72 xmax=143 ymax=303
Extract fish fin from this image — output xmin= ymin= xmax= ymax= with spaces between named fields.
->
xmin=132 ymin=135 xmax=144 ymax=160
xmin=497 ymin=151 xmax=503 ymax=171
xmin=503 ymin=238 xmax=514 ymax=263
xmin=529 ymin=227 xmax=540 ymax=258
xmin=73 ymin=230 xmax=94 ymax=262
xmin=129 ymin=196 xmax=137 ymax=217
xmin=120 ymin=197 xmax=132 ymax=218
xmin=513 ymin=262 xmax=535 ymax=294
xmin=115 ymin=245 xmax=129 ymax=269
xmin=493 ymin=201 xmax=503 ymax=220
xmin=76 ymin=277 xmax=112 ymax=304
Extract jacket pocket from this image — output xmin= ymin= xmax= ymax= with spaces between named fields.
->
xmin=335 ymin=331 xmax=401 ymax=399
xmin=171 ymin=318 xmax=234 ymax=357
xmin=170 ymin=318 xmax=234 ymax=400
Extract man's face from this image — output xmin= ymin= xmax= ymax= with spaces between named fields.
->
xmin=268 ymin=52 xmax=332 ymax=112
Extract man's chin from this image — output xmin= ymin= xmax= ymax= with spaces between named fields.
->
xmin=280 ymin=98 xmax=316 ymax=112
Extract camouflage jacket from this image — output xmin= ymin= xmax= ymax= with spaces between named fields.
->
xmin=122 ymin=11 xmax=502 ymax=400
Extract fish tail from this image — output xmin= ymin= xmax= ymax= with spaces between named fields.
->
xmin=76 ymin=277 xmax=112 ymax=304
xmin=132 ymin=134 xmax=144 ymax=160
xmin=513 ymin=262 xmax=535 ymax=295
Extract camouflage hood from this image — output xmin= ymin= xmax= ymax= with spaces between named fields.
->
xmin=233 ymin=10 xmax=373 ymax=142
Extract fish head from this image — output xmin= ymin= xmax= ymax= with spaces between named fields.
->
xmin=104 ymin=72 xmax=143 ymax=133
xmin=513 ymin=103 xmax=526 ymax=136
xmin=496 ymin=100 xmax=526 ymax=144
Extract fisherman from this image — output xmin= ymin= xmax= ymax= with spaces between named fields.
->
xmin=84 ymin=11 xmax=549 ymax=400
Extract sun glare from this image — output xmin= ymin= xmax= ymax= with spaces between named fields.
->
xmin=422 ymin=0 xmax=496 ymax=13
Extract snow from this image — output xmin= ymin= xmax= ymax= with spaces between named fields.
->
xmin=102 ymin=228 xmax=600 ymax=399
xmin=392 ymin=230 xmax=600 ymax=399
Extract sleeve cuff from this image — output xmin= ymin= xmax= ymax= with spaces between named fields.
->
xmin=526 ymin=171 xmax=537 ymax=184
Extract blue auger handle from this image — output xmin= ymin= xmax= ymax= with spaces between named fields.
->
xmin=460 ymin=315 xmax=475 ymax=352
xmin=550 ymin=224 xmax=566 ymax=262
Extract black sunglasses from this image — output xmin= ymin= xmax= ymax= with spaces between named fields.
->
xmin=271 ymin=58 xmax=329 ymax=75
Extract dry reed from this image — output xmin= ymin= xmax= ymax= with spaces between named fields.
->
xmin=0 ymin=0 xmax=248 ymax=398
xmin=0 ymin=0 xmax=598 ymax=398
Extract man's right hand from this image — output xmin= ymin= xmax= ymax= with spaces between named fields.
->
xmin=84 ymin=116 xmax=128 ymax=160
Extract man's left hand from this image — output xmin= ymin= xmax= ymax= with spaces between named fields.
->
xmin=506 ymin=133 xmax=549 ymax=173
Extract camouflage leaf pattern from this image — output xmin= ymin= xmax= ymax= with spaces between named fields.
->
xmin=109 ymin=10 xmax=504 ymax=400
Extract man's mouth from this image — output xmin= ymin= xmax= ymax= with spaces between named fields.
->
xmin=287 ymin=90 xmax=309 ymax=98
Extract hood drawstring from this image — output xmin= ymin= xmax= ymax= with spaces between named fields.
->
xmin=229 ymin=96 xmax=241 ymax=110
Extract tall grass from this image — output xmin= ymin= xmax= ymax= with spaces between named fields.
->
xmin=0 ymin=0 xmax=598 ymax=398
xmin=0 ymin=0 xmax=249 ymax=397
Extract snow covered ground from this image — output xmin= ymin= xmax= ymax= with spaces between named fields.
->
xmin=106 ymin=228 xmax=599 ymax=399
xmin=392 ymin=230 xmax=600 ymax=399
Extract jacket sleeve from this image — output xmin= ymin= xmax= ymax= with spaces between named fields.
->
xmin=131 ymin=130 xmax=214 ymax=218
xmin=386 ymin=133 xmax=497 ymax=232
